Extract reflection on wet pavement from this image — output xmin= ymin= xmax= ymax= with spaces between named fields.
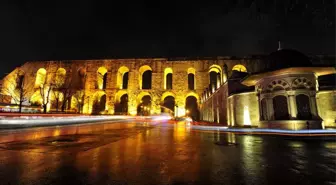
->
xmin=0 ymin=121 xmax=335 ymax=185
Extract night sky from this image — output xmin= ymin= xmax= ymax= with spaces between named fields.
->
xmin=0 ymin=0 xmax=335 ymax=76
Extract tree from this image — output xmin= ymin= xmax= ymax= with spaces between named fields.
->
xmin=1 ymin=68 xmax=34 ymax=113
xmin=39 ymin=78 xmax=53 ymax=114
xmin=56 ymin=77 xmax=76 ymax=112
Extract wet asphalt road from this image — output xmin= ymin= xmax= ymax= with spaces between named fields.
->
xmin=0 ymin=121 xmax=335 ymax=185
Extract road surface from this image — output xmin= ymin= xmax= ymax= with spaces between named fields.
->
xmin=0 ymin=120 xmax=335 ymax=185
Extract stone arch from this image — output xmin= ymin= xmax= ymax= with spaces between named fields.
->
xmin=117 ymin=66 xmax=129 ymax=89
xmin=292 ymin=77 xmax=313 ymax=90
xmin=115 ymin=90 xmax=128 ymax=115
xmin=92 ymin=91 xmax=107 ymax=114
xmin=164 ymin=68 xmax=173 ymax=90
xmin=209 ymin=64 xmax=222 ymax=89
xmin=97 ymin=67 xmax=108 ymax=90
xmin=137 ymin=92 xmax=152 ymax=115
xmin=187 ymin=68 xmax=196 ymax=90
xmin=266 ymin=79 xmax=290 ymax=92
xmin=296 ymin=94 xmax=312 ymax=119
xmin=162 ymin=96 xmax=175 ymax=115
xmin=232 ymin=64 xmax=247 ymax=72
xmin=139 ymin=65 xmax=152 ymax=89
xmin=55 ymin=68 xmax=66 ymax=87
xmin=273 ymin=95 xmax=289 ymax=120
xmin=185 ymin=93 xmax=199 ymax=121
xmin=35 ymin=68 xmax=47 ymax=88
xmin=261 ymin=98 xmax=268 ymax=120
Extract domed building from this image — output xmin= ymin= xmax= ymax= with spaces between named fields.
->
xmin=201 ymin=48 xmax=336 ymax=130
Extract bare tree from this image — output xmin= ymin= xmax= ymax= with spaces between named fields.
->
xmin=58 ymin=77 xmax=76 ymax=112
xmin=1 ymin=68 xmax=34 ymax=113
xmin=39 ymin=79 xmax=53 ymax=114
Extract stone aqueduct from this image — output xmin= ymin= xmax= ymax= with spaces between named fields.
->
xmin=5 ymin=57 xmax=268 ymax=118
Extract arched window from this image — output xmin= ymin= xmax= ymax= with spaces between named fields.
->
xmin=139 ymin=65 xmax=152 ymax=89
xmin=232 ymin=64 xmax=247 ymax=72
xmin=273 ymin=95 xmax=289 ymax=120
xmin=296 ymin=94 xmax=312 ymax=119
xmin=55 ymin=68 xmax=66 ymax=87
xmin=122 ymin=72 xmax=129 ymax=89
xmin=209 ymin=65 xmax=222 ymax=89
xmin=187 ymin=68 xmax=196 ymax=90
xmin=164 ymin=68 xmax=173 ymax=90
xmin=35 ymin=68 xmax=47 ymax=88
xmin=97 ymin=67 xmax=108 ymax=90
xmin=261 ymin=99 xmax=268 ymax=120
xmin=117 ymin=66 xmax=129 ymax=89
xmin=166 ymin=74 xmax=172 ymax=90
xmin=186 ymin=96 xmax=199 ymax=121
xmin=188 ymin=74 xmax=195 ymax=90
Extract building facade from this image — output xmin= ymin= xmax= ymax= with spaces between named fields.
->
xmin=200 ymin=49 xmax=336 ymax=129
xmin=1 ymin=49 xmax=335 ymax=129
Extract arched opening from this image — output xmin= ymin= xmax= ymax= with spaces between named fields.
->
xmin=78 ymin=68 xmax=86 ymax=89
xmin=209 ymin=65 xmax=222 ymax=89
xmin=296 ymin=94 xmax=312 ymax=120
xmin=186 ymin=96 xmax=199 ymax=121
xmin=122 ymin=72 xmax=129 ymax=89
xmin=162 ymin=96 xmax=175 ymax=115
xmin=187 ymin=68 xmax=196 ymax=90
xmin=115 ymin=94 xmax=128 ymax=115
xmin=97 ymin=67 xmax=108 ymax=90
xmin=273 ymin=95 xmax=289 ymax=120
xmin=55 ymin=68 xmax=66 ymax=87
xmin=35 ymin=68 xmax=47 ymax=88
xmin=261 ymin=99 xmax=268 ymax=120
xmin=137 ymin=95 xmax=151 ymax=116
xmin=232 ymin=64 xmax=247 ymax=72
xmin=139 ymin=65 xmax=152 ymax=89
xmin=164 ymin=68 xmax=173 ymax=90
xmin=117 ymin=66 xmax=129 ymax=89
xmin=92 ymin=92 xmax=106 ymax=114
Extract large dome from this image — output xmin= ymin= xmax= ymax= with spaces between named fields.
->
xmin=267 ymin=49 xmax=312 ymax=71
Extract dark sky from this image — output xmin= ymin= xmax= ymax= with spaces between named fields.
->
xmin=0 ymin=0 xmax=335 ymax=76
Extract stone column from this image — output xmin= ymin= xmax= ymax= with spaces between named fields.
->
xmin=287 ymin=91 xmax=297 ymax=119
xmin=266 ymin=98 xmax=274 ymax=120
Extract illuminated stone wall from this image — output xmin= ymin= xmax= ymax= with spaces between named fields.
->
xmin=1 ymin=57 xmax=267 ymax=116
xmin=227 ymin=92 xmax=260 ymax=127
xmin=316 ymin=90 xmax=336 ymax=128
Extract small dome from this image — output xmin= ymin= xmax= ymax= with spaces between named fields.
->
xmin=267 ymin=49 xmax=312 ymax=71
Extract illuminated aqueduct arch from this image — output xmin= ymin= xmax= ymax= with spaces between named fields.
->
xmin=164 ymin=68 xmax=173 ymax=90
xmin=34 ymin=68 xmax=47 ymax=88
xmin=185 ymin=92 xmax=199 ymax=121
xmin=114 ymin=90 xmax=128 ymax=114
xmin=137 ymin=91 xmax=152 ymax=115
xmin=161 ymin=91 xmax=175 ymax=114
xmin=97 ymin=67 xmax=108 ymax=90
xmin=117 ymin=66 xmax=129 ymax=89
xmin=232 ymin=64 xmax=247 ymax=72
xmin=92 ymin=91 xmax=107 ymax=114
xmin=187 ymin=68 xmax=196 ymax=90
xmin=208 ymin=64 xmax=222 ymax=89
xmin=55 ymin=68 xmax=66 ymax=87
xmin=139 ymin=65 xmax=152 ymax=89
